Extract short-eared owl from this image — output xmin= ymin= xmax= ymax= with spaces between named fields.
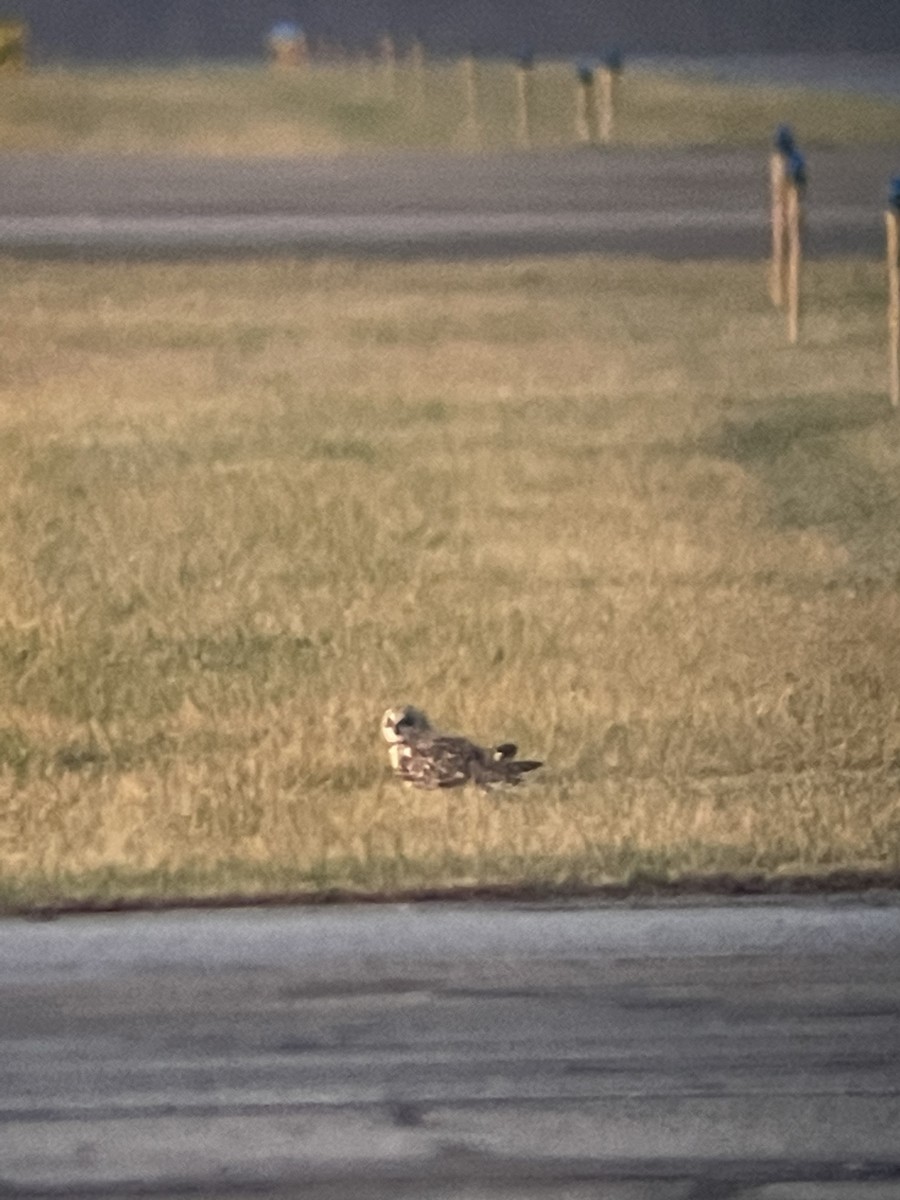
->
xmin=381 ymin=705 xmax=542 ymax=790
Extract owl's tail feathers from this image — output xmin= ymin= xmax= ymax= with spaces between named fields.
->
xmin=492 ymin=744 xmax=542 ymax=778
xmin=502 ymin=759 xmax=543 ymax=783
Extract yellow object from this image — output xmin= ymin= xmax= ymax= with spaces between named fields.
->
xmin=0 ymin=19 xmax=27 ymax=72
xmin=267 ymin=28 xmax=306 ymax=69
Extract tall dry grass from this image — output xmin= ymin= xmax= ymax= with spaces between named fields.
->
xmin=1 ymin=255 xmax=899 ymax=906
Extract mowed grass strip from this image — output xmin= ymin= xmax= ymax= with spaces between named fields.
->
xmin=0 ymin=62 xmax=898 ymax=155
xmin=1 ymin=255 xmax=899 ymax=908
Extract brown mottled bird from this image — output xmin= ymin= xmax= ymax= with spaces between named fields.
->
xmin=381 ymin=705 xmax=543 ymax=790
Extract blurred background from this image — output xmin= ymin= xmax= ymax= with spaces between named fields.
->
xmin=11 ymin=0 xmax=900 ymax=63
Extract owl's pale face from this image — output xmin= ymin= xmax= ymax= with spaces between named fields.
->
xmin=381 ymin=705 xmax=432 ymax=744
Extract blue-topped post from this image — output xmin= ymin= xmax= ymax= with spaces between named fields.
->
xmin=784 ymin=145 xmax=806 ymax=344
xmin=515 ymin=46 xmax=535 ymax=148
xmin=887 ymin=175 xmax=900 ymax=407
xmin=769 ymin=124 xmax=798 ymax=308
xmin=574 ymin=59 xmax=595 ymax=143
xmin=267 ymin=21 xmax=306 ymax=68
xmin=598 ymin=48 xmax=623 ymax=143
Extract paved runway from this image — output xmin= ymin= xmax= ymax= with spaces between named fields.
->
xmin=0 ymin=144 xmax=897 ymax=259
xmin=2 ymin=899 xmax=899 ymax=1197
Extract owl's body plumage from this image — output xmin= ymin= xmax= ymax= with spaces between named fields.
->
xmin=381 ymin=705 xmax=542 ymax=790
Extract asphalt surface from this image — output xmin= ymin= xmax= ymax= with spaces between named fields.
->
xmin=2 ymin=899 xmax=899 ymax=1198
xmin=0 ymin=144 xmax=897 ymax=259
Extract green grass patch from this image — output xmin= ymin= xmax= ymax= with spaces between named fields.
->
xmin=0 ymin=61 xmax=897 ymax=154
xmin=1 ymin=254 xmax=899 ymax=908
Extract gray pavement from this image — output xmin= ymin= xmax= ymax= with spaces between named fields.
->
xmin=1 ymin=900 xmax=899 ymax=1197
xmin=0 ymin=145 xmax=897 ymax=258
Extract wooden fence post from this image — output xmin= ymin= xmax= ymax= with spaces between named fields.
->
xmin=769 ymin=125 xmax=795 ymax=308
xmin=461 ymin=51 xmax=480 ymax=147
xmin=769 ymin=151 xmax=787 ymax=307
xmin=378 ymin=33 xmax=396 ymax=98
xmin=784 ymin=149 xmax=806 ymax=345
xmin=597 ymin=50 xmax=622 ymax=144
xmin=574 ymin=62 xmax=595 ymax=144
xmin=408 ymin=37 xmax=426 ymax=117
xmin=887 ymin=176 xmax=900 ymax=409
xmin=0 ymin=19 xmax=27 ymax=71
xmin=266 ymin=21 xmax=306 ymax=69
xmin=514 ymin=48 xmax=535 ymax=148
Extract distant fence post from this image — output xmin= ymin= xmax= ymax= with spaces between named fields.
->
xmin=461 ymin=50 xmax=480 ymax=147
xmin=769 ymin=125 xmax=795 ymax=308
xmin=887 ymin=176 xmax=900 ymax=409
xmin=785 ymin=148 xmax=806 ymax=345
xmin=379 ymin=32 xmax=396 ymax=99
xmin=598 ymin=49 xmax=622 ymax=143
xmin=0 ymin=19 xmax=26 ymax=71
xmin=408 ymin=37 xmax=426 ymax=116
xmin=574 ymin=61 xmax=595 ymax=144
xmin=266 ymin=21 xmax=306 ymax=69
xmin=514 ymin=47 xmax=535 ymax=149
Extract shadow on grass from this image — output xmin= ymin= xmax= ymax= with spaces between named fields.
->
xmin=711 ymin=393 xmax=887 ymax=466
xmin=704 ymin=392 xmax=900 ymax=542
xmin=5 ymin=868 xmax=900 ymax=918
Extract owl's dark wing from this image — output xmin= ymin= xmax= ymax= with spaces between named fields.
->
xmin=392 ymin=729 xmax=543 ymax=790
xmin=396 ymin=734 xmax=486 ymax=789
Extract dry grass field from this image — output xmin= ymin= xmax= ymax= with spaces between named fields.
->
xmin=0 ymin=61 xmax=897 ymax=155
xmin=1 ymin=254 xmax=900 ymax=908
